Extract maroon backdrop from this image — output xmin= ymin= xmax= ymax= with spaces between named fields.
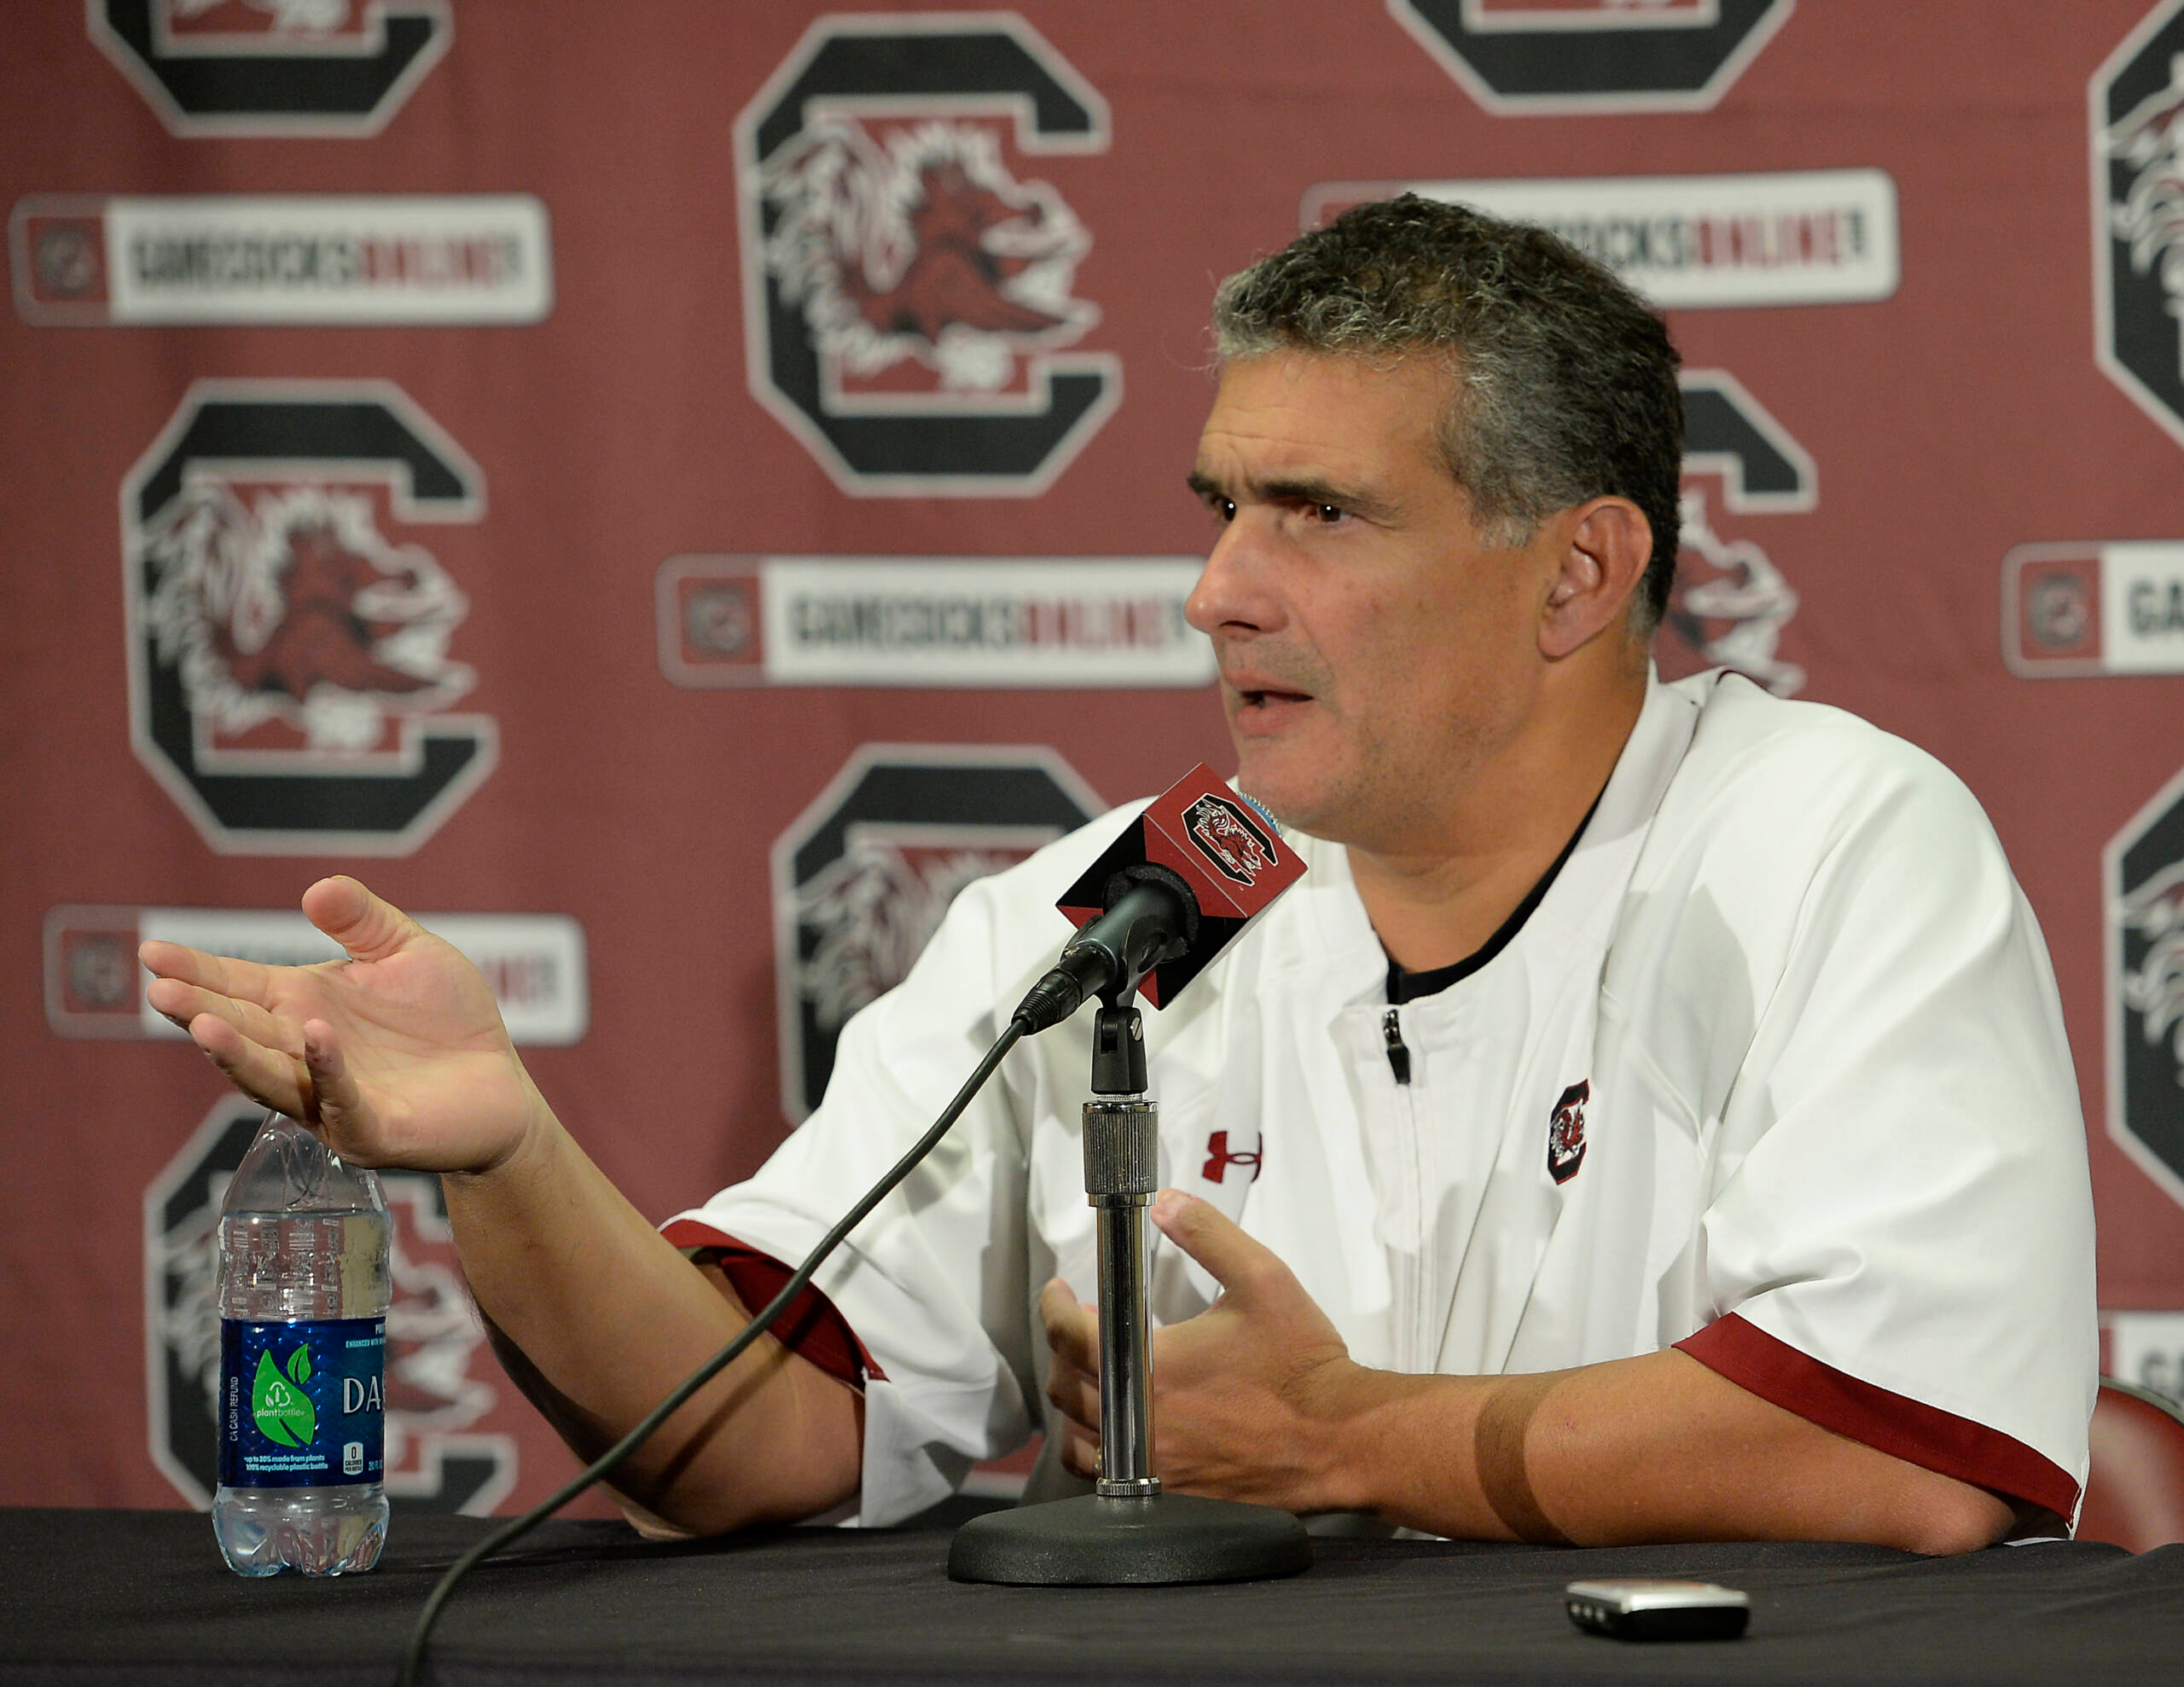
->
xmin=6 ymin=0 xmax=2184 ymax=1517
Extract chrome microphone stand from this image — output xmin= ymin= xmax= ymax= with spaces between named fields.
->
xmin=948 ymin=997 xmax=1311 ymax=1585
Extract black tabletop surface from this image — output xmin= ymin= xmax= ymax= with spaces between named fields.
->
xmin=4 ymin=1505 xmax=2181 ymax=1686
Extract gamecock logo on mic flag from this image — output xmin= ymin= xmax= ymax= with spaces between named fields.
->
xmin=735 ymin=14 xmax=1119 ymax=496
xmin=1183 ymin=793 xmax=1278 ymax=887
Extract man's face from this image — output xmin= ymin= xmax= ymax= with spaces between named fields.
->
xmin=1185 ymin=351 xmax=1551 ymax=849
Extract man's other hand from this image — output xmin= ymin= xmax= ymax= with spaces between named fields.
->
xmin=139 ymin=875 xmax=542 ymax=1176
xmin=1038 ymin=1190 xmax=2015 ymax=1551
xmin=1039 ymin=1188 xmax=1360 ymax=1512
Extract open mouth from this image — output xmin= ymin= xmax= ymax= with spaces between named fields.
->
xmin=1235 ymin=686 xmax=1314 ymax=718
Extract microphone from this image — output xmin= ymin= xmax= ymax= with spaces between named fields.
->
xmin=1013 ymin=764 xmax=1306 ymax=1033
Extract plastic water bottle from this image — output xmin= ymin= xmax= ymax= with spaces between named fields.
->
xmin=212 ymin=1111 xmax=392 ymax=1576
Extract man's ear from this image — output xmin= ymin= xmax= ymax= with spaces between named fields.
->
xmin=1537 ymin=497 xmax=1653 ymax=661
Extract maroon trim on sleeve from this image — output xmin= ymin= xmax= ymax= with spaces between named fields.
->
xmin=1676 ymin=1313 xmax=2079 ymax=1518
xmin=660 ymin=1219 xmax=885 ymax=1388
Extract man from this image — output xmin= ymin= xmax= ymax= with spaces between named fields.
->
xmin=142 ymin=197 xmax=2094 ymax=1551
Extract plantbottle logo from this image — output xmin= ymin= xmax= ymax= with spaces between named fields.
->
xmin=252 ymin=1346 xmax=317 ymax=1446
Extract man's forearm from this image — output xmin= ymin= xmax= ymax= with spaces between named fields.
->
xmin=1323 ymin=1348 xmax=2013 ymax=1553
xmin=440 ymin=1106 xmax=862 ymax=1535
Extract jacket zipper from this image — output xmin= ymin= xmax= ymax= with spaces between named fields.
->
xmin=1380 ymin=1003 xmax=1425 ymax=1371
xmin=1381 ymin=1006 xmax=1412 ymax=1085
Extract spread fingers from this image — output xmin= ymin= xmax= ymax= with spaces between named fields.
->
xmin=137 ymin=939 xmax=277 ymax=1008
xmin=144 ymin=977 xmax=299 ymax=1054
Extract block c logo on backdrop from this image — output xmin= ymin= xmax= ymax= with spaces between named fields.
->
xmin=146 ymin=1094 xmax=517 ymax=1514
xmin=2094 ymin=0 xmax=2184 ymax=451
xmin=2110 ymin=764 xmax=2184 ymax=1211
xmin=1672 ymin=370 xmax=1815 ymax=696
xmin=774 ymin=746 xmax=1102 ymax=1120
xmin=1388 ymin=0 xmax=1796 ymax=113
xmin=2007 ymin=7 xmax=2184 ymax=694
xmin=735 ymin=13 xmax=1118 ymax=496
xmin=121 ymin=380 xmax=497 ymax=855
xmin=88 ymin=0 xmax=451 ymax=137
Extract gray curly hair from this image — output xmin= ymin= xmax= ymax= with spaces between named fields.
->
xmin=1211 ymin=194 xmax=1683 ymax=632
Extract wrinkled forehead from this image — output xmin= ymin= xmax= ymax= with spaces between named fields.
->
xmin=1194 ymin=349 xmax=1461 ymax=481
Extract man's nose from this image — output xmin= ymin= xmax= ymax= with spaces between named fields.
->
xmin=1184 ymin=515 xmax=1283 ymax=639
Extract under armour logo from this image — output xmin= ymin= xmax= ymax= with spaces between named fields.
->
xmin=1201 ymin=1130 xmax=1262 ymax=1184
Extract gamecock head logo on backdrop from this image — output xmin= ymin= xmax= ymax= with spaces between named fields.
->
xmin=121 ymin=380 xmax=496 ymax=854
xmin=2096 ymin=0 xmax=2184 ymax=449
xmin=1669 ymin=490 xmax=1804 ymax=695
xmin=774 ymin=746 xmax=1101 ymax=1119
xmin=2123 ymin=863 xmax=2184 ymax=1068
xmin=142 ymin=484 xmax=473 ymax=754
xmin=761 ymin=119 xmax=1097 ymax=396
xmin=736 ymin=14 xmax=1119 ymax=496
xmin=1660 ymin=369 xmax=1817 ymax=696
xmin=145 ymin=1095 xmax=516 ymax=1514
xmin=1388 ymin=0 xmax=1796 ymax=113
xmin=2111 ymin=765 xmax=2184 ymax=1211
xmin=89 ymin=0 xmax=451 ymax=136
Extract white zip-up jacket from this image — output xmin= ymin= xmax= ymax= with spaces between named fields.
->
xmin=669 ymin=670 xmax=2098 ymax=1530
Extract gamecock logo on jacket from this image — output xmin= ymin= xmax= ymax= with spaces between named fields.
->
xmin=1547 ymin=1080 xmax=1590 ymax=1184
xmin=735 ymin=14 xmax=1119 ymax=495
xmin=2096 ymin=0 xmax=2184 ymax=450
xmin=121 ymin=380 xmax=495 ymax=854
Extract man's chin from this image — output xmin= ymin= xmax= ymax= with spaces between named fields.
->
xmin=1232 ymin=757 xmax=1339 ymax=840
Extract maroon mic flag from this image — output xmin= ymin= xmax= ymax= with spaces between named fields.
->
xmin=1055 ymin=764 xmax=1307 ymax=1007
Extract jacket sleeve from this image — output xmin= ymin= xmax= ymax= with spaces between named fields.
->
xmin=1670 ymin=722 xmax=2097 ymax=1525
xmin=662 ymin=811 xmax=1130 ymax=1525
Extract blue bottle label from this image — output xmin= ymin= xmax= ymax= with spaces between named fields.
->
xmin=217 ymin=1318 xmax=385 ymax=1488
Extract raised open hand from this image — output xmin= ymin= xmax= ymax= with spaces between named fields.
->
xmin=139 ymin=876 xmax=544 ymax=1176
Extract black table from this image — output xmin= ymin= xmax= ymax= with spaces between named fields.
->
xmin=4 ymin=1505 xmax=2181 ymax=1685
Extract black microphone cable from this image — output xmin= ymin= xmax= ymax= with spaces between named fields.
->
xmin=395 ymin=1011 xmax=1032 ymax=1687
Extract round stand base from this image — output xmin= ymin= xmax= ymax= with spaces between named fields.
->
xmin=947 ymin=1492 xmax=1312 ymax=1586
